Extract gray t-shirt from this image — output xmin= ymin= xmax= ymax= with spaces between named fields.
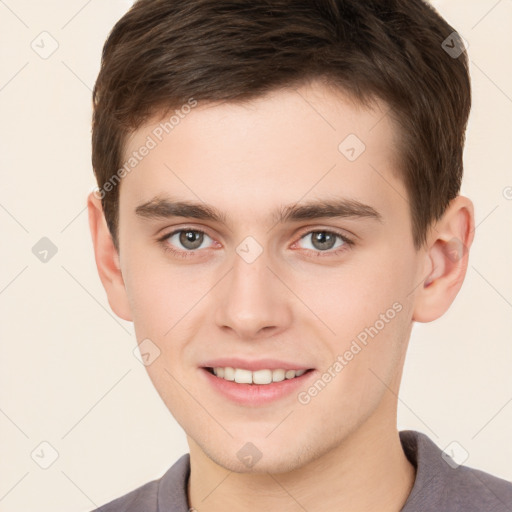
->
xmin=91 ymin=430 xmax=512 ymax=511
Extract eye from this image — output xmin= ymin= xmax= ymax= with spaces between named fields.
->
xmin=158 ymin=227 xmax=353 ymax=259
xmin=163 ymin=229 xmax=214 ymax=251
xmin=296 ymin=230 xmax=352 ymax=253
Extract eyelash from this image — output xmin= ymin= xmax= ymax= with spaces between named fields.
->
xmin=157 ymin=227 xmax=355 ymax=259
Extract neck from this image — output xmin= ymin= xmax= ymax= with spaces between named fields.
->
xmin=187 ymin=411 xmax=416 ymax=512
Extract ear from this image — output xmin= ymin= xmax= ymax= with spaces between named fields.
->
xmin=412 ymin=195 xmax=475 ymax=323
xmin=87 ymin=191 xmax=132 ymax=322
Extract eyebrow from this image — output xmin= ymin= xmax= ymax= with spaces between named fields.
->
xmin=135 ymin=196 xmax=383 ymax=225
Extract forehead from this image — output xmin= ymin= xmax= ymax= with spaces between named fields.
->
xmin=119 ymin=82 xmax=405 ymax=225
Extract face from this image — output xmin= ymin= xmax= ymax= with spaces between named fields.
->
xmin=113 ymin=82 xmax=426 ymax=473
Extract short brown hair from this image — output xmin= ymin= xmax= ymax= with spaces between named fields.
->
xmin=92 ymin=0 xmax=471 ymax=251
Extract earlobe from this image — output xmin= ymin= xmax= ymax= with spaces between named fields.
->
xmin=87 ymin=191 xmax=133 ymax=322
xmin=412 ymin=196 xmax=475 ymax=323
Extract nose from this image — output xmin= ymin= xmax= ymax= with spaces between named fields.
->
xmin=214 ymin=249 xmax=293 ymax=340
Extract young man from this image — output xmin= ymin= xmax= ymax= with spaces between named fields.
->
xmin=87 ymin=0 xmax=512 ymax=510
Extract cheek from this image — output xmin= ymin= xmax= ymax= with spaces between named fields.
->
xmin=300 ymin=251 xmax=413 ymax=396
xmin=122 ymin=258 xmax=205 ymax=426
xmin=298 ymin=306 xmax=410 ymax=430
xmin=122 ymin=252 xmax=206 ymax=334
xmin=291 ymin=255 xmax=406 ymax=338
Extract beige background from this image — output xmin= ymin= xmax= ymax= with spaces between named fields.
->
xmin=1 ymin=0 xmax=511 ymax=510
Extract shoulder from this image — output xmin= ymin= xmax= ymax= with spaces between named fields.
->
xmin=90 ymin=479 xmax=159 ymax=512
xmin=441 ymin=462 xmax=512 ymax=511
xmin=400 ymin=430 xmax=512 ymax=512
xmin=89 ymin=453 xmax=190 ymax=512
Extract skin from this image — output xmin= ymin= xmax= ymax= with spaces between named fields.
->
xmin=88 ymin=80 xmax=474 ymax=511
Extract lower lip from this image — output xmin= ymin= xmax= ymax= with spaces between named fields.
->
xmin=201 ymin=368 xmax=315 ymax=406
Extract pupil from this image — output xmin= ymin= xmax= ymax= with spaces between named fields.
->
xmin=313 ymin=232 xmax=335 ymax=250
xmin=180 ymin=230 xmax=203 ymax=249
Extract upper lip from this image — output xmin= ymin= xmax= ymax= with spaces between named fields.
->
xmin=201 ymin=358 xmax=314 ymax=372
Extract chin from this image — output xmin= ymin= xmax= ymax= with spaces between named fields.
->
xmin=198 ymin=436 xmax=319 ymax=475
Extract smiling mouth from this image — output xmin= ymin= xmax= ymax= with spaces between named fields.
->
xmin=204 ymin=367 xmax=314 ymax=385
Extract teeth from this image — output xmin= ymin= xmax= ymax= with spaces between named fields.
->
xmin=211 ymin=367 xmax=308 ymax=384
xmin=272 ymin=369 xmax=285 ymax=382
xmin=234 ymin=368 xmax=252 ymax=384
xmin=253 ymin=369 xmax=272 ymax=384
xmin=223 ymin=367 xmax=235 ymax=381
